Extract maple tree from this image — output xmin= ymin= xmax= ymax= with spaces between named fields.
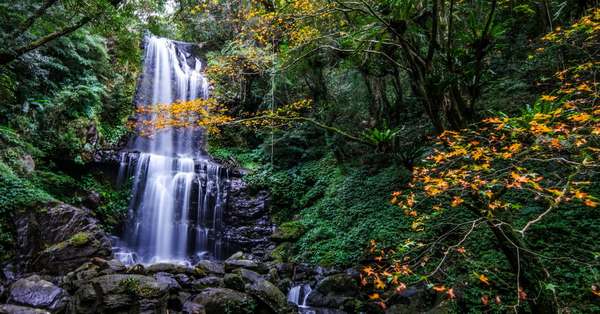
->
xmin=133 ymin=98 xmax=233 ymax=136
xmin=361 ymin=10 xmax=600 ymax=313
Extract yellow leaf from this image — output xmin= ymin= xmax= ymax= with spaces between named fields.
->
xmin=478 ymin=274 xmax=490 ymax=285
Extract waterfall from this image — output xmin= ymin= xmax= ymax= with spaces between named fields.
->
xmin=287 ymin=284 xmax=312 ymax=308
xmin=115 ymin=35 xmax=228 ymax=266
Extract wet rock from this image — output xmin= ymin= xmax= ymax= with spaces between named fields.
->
xmin=223 ymin=259 xmax=258 ymax=272
xmin=191 ymin=288 xmax=255 ymax=314
xmin=67 ymin=274 xmax=169 ymax=313
xmin=174 ymin=273 xmax=191 ymax=288
xmin=267 ymin=267 xmax=279 ymax=283
xmin=385 ymin=281 xmax=436 ymax=312
xmin=246 ymin=280 xmax=289 ymax=313
xmin=154 ymin=272 xmax=182 ymax=292
xmin=298 ymin=309 xmax=346 ymax=314
xmin=191 ymin=277 xmax=224 ymax=291
xmin=306 ymin=274 xmax=359 ymax=308
xmin=15 ymin=203 xmax=112 ymax=275
xmin=127 ymin=263 xmax=148 ymax=275
xmin=0 ymin=304 xmax=50 ymax=314
xmin=62 ymin=267 xmax=99 ymax=293
xmin=226 ymin=251 xmax=246 ymax=261
xmin=234 ymin=268 xmax=264 ymax=284
xmin=182 ymin=300 xmax=206 ymax=314
xmin=146 ymin=263 xmax=193 ymax=275
xmin=225 ymin=178 xmax=275 ymax=260
xmin=82 ymin=190 xmax=104 ymax=210
xmin=106 ymin=259 xmax=127 ymax=273
xmin=223 ymin=273 xmax=245 ymax=291
xmin=195 ymin=260 xmax=224 ymax=277
xmin=171 ymin=291 xmax=192 ymax=312
xmin=7 ymin=275 xmax=69 ymax=313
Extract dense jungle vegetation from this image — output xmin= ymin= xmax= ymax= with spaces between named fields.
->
xmin=1 ymin=0 xmax=600 ymax=312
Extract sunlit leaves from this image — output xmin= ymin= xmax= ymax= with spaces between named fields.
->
xmin=133 ymin=98 xmax=233 ymax=136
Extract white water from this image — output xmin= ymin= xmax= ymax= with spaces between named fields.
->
xmin=287 ymin=284 xmax=312 ymax=308
xmin=116 ymin=36 xmax=228 ymax=266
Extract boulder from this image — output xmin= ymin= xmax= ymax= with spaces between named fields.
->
xmin=15 ymin=203 xmax=112 ymax=275
xmin=182 ymin=300 xmax=206 ymax=314
xmin=191 ymin=277 xmax=224 ymax=291
xmin=154 ymin=272 xmax=182 ymax=292
xmin=62 ymin=267 xmax=99 ymax=293
xmin=0 ymin=304 xmax=50 ymax=314
xmin=223 ymin=274 xmax=245 ymax=291
xmin=223 ymin=259 xmax=259 ymax=272
xmin=106 ymin=259 xmax=127 ymax=273
xmin=233 ymin=268 xmax=264 ymax=284
xmin=306 ymin=274 xmax=359 ymax=308
xmin=191 ymin=288 xmax=255 ymax=314
xmin=195 ymin=260 xmax=224 ymax=277
xmin=7 ymin=275 xmax=70 ymax=313
xmin=127 ymin=263 xmax=148 ymax=275
xmin=67 ymin=274 xmax=169 ymax=313
xmin=146 ymin=263 xmax=194 ymax=275
xmin=246 ymin=280 xmax=288 ymax=313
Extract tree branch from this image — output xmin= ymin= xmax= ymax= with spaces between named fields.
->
xmin=4 ymin=0 xmax=59 ymax=42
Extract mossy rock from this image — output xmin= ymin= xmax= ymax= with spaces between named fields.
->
xmin=270 ymin=242 xmax=293 ymax=263
xmin=271 ymin=222 xmax=307 ymax=243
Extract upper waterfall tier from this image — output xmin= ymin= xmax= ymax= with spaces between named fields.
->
xmin=131 ymin=35 xmax=209 ymax=158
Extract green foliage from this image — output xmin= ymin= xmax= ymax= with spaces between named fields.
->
xmin=79 ymin=174 xmax=131 ymax=233
xmin=207 ymin=146 xmax=261 ymax=170
xmin=0 ymin=161 xmax=51 ymax=259
xmin=120 ymin=277 xmax=159 ymax=298
xmin=361 ymin=125 xmax=400 ymax=153
xmin=291 ymin=161 xmax=412 ymax=268
xmin=224 ymin=298 xmax=257 ymax=314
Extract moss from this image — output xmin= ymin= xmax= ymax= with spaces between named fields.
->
xmin=269 ymin=242 xmax=293 ymax=263
xmin=271 ymin=222 xmax=307 ymax=242
xmin=68 ymin=232 xmax=91 ymax=246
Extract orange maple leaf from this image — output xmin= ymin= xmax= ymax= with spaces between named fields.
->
xmin=481 ymin=295 xmax=489 ymax=305
xmin=519 ymin=287 xmax=527 ymax=299
xmin=447 ymin=288 xmax=456 ymax=299
xmin=363 ymin=266 xmax=376 ymax=276
xmin=432 ymin=285 xmax=446 ymax=291
xmin=369 ymin=293 xmax=380 ymax=300
xmin=458 ymin=247 xmax=466 ymax=253
xmin=478 ymin=274 xmax=491 ymax=285
xmin=374 ymin=277 xmax=386 ymax=289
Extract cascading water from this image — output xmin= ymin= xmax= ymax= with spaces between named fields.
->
xmin=115 ymin=35 xmax=228 ymax=266
xmin=287 ymin=284 xmax=312 ymax=308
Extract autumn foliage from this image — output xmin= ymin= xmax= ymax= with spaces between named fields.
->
xmin=133 ymin=98 xmax=233 ymax=136
xmin=361 ymin=10 xmax=600 ymax=311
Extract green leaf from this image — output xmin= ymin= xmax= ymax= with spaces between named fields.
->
xmin=545 ymin=283 xmax=558 ymax=293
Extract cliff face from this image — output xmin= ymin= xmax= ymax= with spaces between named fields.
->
xmin=13 ymin=202 xmax=113 ymax=276
xmin=224 ymin=174 xmax=276 ymax=261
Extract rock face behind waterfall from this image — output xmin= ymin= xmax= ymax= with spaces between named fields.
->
xmin=225 ymin=174 xmax=276 ymax=260
xmin=14 ymin=202 xmax=113 ymax=275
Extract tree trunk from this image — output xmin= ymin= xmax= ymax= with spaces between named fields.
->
xmin=486 ymin=221 xmax=558 ymax=313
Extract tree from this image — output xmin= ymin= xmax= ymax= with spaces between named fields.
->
xmin=0 ymin=0 xmax=124 ymax=66
xmin=361 ymin=10 xmax=600 ymax=312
